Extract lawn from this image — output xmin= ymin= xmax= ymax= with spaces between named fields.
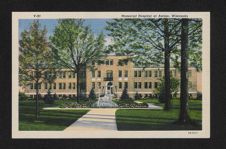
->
xmin=116 ymin=98 xmax=202 ymax=130
xmin=19 ymin=100 xmax=89 ymax=130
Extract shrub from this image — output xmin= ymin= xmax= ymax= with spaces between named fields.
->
xmin=120 ymin=87 xmax=129 ymax=100
xmin=134 ymin=92 xmax=140 ymax=100
xmin=44 ymin=93 xmax=55 ymax=104
xmin=19 ymin=92 xmax=28 ymax=100
xmin=88 ymin=88 xmax=96 ymax=100
xmin=196 ymin=92 xmax=202 ymax=100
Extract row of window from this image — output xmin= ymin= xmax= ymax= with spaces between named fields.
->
xmin=30 ymin=82 xmax=76 ymax=90
xmin=91 ymin=70 xmax=173 ymax=78
xmin=90 ymin=82 xmax=158 ymax=89
xmin=92 ymin=59 xmax=128 ymax=66
xmin=134 ymin=82 xmax=158 ymax=89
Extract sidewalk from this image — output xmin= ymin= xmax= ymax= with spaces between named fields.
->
xmin=64 ymin=108 xmax=118 ymax=131
xmin=147 ymin=103 xmax=163 ymax=109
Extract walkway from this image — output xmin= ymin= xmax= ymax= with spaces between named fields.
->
xmin=64 ymin=108 xmax=118 ymax=131
xmin=147 ymin=103 xmax=163 ymax=109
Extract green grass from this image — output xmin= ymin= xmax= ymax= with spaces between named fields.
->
xmin=19 ymin=100 xmax=89 ymax=130
xmin=116 ymin=98 xmax=202 ymax=130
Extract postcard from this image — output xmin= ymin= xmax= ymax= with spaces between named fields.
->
xmin=12 ymin=12 xmax=210 ymax=138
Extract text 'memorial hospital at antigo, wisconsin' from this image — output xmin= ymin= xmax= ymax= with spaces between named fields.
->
xmin=20 ymin=54 xmax=202 ymax=99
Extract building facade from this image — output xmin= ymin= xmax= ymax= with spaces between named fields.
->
xmin=21 ymin=55 xmax=202 ymax=99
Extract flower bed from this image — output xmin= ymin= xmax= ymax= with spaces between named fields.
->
xmin=113 ymin=99 xmax=148 ymax=108
xmin=59 ymin=100 xmax=96 ymax=108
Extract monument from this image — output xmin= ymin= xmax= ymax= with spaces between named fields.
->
xmin=93 ymin=81 xmax=118 ymax=108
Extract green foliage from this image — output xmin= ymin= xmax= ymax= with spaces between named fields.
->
xmin=196 ymin=92 xmax=202 ymax=100
xmin=50 ymin=19 xmax=106 ymax=70
xmin=134 ymin=92 xmax=142 ymax=100
xmin=88 ymin=88 xmax=96 ymax=100
xmin=19 ymin=20 xmax=55 ymax=84
xmin=120 ymin=87 xmax=130 ymax=100
xmin=155 ymin=77 xmax=180 ymax=102
xmin=19 ymin=92 xmax=29 ymax=100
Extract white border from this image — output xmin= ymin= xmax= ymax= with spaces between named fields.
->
xmin=12 ymin=12 xmax=210 ymax=138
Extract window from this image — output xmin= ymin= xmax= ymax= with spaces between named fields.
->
xmin=188 ymin=70 xmax=192 ymax=77
xmin=145 ymin=71 xmax=148 ymax=77
xmin=45 ymin=83 xmax=48 ymax=89
xmin=118 ymin=70 xmax=122 ymax=77
xmin=119 ymin=82 xmax=122 ymax=89
xmin=124 ymin=70 xmax=128 ymax=77
xmin=98 ymin=71 xmax=101 ymax=77
xmin=144 ymin=82 xmax=148 ymax=89
xmin=63 ymin=72 xmax=66 ymax=78
xmin=73 ymin=72 xmax=75 ymax=78
xmin=63 ymin=83 xmax=66 ymax=89
xmin=149 ymin=82 xmax=152 ymax=88
xmin=59 ymin=83 xmax=62 ymax=89
xmin=124 ymin=82 xmax=128 ymax=89
xmin=149 ymin=71 xmax=152 ymax=77
xmin=68 ymin=72 xmax=72 ymax=78
xmin=138 ymin=71 xmax=141 ymax=77
xmin=110 ymin=59 xmax=113 ymax=65
xmin=98 ymin=82 xmax=101 ymax=88
xmin=134 ymin=71 xmax=137 ymax=77
xmin=38 ymin=83 xmax=41 ymax=89
xmin=138 ymin=82 xmax=142 ymax=88
xmin=58 ymin=72 xmax=62 ymax=78
xmin=73 ymin=83 xmax=76 ymax=89
xmin=30 ymin=83 xmax=33 ymax=89
xmin=106 ymin=70 xmax=113 ymax=78
xmin=170 ymin=70 xmax=173 ymax=77
xmin=154 ymin=82 xmax=158 ymax=88
xmin=53 ymin=83 xmax=56 ymax=89
xmin=159 ymin=70 xmax=162 ymax=77
xmin=49 ymin=84 xmax=52 ymax=89
xmin=92 ymin=82 xmax=95 ymax=89
xmin=69 ymin=83 xmax=72 ymax=89
xmin=91 ymin=71 xmax=95 ymax=78
xmin=155 ymin=71 xmax=158 ymax=77
xmin=106 ymin=60 xmax=110 ymax=65
xmin=134 ymin=82 xmax=137 ymax=89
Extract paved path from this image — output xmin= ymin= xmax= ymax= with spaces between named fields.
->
xmin=64 ymin=108 xmax=118 ymax=131
xmin=147 ymin=103 xmax=163 ymax=109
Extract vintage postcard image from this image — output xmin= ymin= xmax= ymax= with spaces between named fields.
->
xmin=12 ymin=12 xmax=210 ymax=138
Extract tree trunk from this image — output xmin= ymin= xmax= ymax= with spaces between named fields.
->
xmin=163 ymin=19 xmax=171 ymax=110
xmin=76 ymin=66 xmax=80 ymax=103
xmin=35 ymin=80 xmax=39 ymax=120
xmin=178 ymin=19 xmax=191 ymax=123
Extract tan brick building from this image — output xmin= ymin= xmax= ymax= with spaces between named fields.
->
xmin=22 ymin=55 xmax=202 ymax=99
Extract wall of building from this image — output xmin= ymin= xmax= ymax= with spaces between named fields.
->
xmin=22 ymin=55 xmax=202 ymax=99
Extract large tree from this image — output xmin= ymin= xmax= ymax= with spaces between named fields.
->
xmin=106 ymin=19 xmax=181 ymax=110
xmin=177 ymin=19 xmax=202 ymax=123
xmin=19 ymin=20 xmax=54 ymax=120
xmin=50 ymin=19 xmax=105 ymax=102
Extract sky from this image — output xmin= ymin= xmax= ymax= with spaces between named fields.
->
xmin=19 ymin=19 xmax=111 ymax=38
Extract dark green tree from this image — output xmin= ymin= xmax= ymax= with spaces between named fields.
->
xmin=88 ymin=88 xmax=96 ymax=100
xmin=120 ymin=87 xmax=130 ymax=100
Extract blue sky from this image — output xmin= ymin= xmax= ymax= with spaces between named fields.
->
xmin=19 ymin=19 xmax=111 ymax=37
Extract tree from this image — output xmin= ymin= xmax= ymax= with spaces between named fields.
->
xmin=120 ymin=87 xmax=129 ymax=100
xmin=156 ymin=77 xmax=180 ymax=103
xmin=177 ymin=19 xmax=202 ymax=124
xmin=50 ymin=19 xmax=105 ymax=103
xmin=19 ymin=20 xmax=53 ymax=120
xmin=88 ymin=88 xmax=96 ymax=100
xmin=106 ymin=19 xmax=181 ymax=110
